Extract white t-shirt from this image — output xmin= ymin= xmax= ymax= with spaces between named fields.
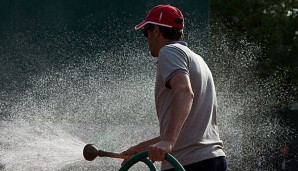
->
xmin=155 ymin=41 xmax=225 ymax=170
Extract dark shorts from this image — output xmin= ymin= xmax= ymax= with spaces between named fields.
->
xmin=163 ymin=156 xmax=227 ymax=171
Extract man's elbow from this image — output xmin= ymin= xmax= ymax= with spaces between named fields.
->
xmin=182 ymin=88 xmax=194 ymax=102
xmin=187 ymin=90 xmax=194 ymax=101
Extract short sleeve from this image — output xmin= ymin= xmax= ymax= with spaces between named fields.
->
xmin=158 ymin=45 xmax=189 ymax=88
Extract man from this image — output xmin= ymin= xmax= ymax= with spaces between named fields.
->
xmin=121 ymin=4 xmax=226 ymax=171
xmin=274 ymin=143 xmax=297 ymax=171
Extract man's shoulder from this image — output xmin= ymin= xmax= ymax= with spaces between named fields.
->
xmin=161 ymin=42 xmax=190 ymax=56
xmin=165 ymin=41 xmax=187 ymax=49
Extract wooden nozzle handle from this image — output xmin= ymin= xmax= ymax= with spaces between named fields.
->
xmin=98 ymin=150 xmax=130 ymax=159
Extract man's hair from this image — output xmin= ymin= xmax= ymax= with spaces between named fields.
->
xmin=146 ymin=23 xmax=184 ymax=40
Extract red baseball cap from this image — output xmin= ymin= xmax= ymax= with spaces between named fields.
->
xmin=135 ymin=4 xmax=184 ymax=30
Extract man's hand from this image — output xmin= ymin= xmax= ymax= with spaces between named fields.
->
xmin=119 ymin=137 xmax=161 ymax=167
xmin=120 ymin=145 xmax=141 ymax=166
xmin=148 ymin=141 xmax=173 ymax=162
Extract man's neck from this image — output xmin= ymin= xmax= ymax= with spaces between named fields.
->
xmin=158 ymin=38 xmax=172 ymax=49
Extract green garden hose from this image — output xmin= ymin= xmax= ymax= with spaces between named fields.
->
xmin=119 ymin=151 xmax=185 ymax=171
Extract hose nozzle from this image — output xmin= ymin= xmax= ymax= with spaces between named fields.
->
xmin=83 ymin=144 xmax=99 ymax=161
xmin=83 ymin=144 xmax=129 ymax=161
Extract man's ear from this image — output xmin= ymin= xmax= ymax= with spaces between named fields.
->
xmin=154 ymin=25 xmax=161 ymax=37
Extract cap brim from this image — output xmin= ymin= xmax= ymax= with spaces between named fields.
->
xmin=135 ymin=21 xmax=173 ymax=30
xmin=135 ymin=21 xmax=147 ymax=30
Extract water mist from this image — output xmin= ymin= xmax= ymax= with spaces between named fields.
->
xmin=0 ymin=17 xmax=294 ymax=171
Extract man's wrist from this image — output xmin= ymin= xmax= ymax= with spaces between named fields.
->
xmin=160 ymin=139 xmax=175 ymax=147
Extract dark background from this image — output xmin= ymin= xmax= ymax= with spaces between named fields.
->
xmin=0 ymin=0 xmax=209 ymax=94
